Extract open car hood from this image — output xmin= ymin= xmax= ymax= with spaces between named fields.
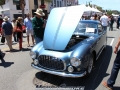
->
xmin=43 ymin=4 xmax=85 ymax=50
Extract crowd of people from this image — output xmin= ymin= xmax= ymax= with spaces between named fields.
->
xmin=1 ymin=10 xmax=120 ymax=52
xmin=81 ymin=13 xmax=120 ymax=31
xmin=0 ymin=8 xmax=46 ymax=52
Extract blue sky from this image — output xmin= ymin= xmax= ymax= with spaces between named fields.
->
xmin=78 ymin=0 xmax=120 ymax=10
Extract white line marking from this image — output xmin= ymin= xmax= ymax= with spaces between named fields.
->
xmin=110 ymin=39 xmax=114 ymax=46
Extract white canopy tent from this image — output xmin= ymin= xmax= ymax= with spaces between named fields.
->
xmin=83 ymin=6 xmax=102 ymax=16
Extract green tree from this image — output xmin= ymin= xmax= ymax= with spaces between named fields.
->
xmin=96 ymin=6 xmax=102 ymax=12
xmin=106 ymin=10 xmax=112 ymax=15
xmin=88 ymin=2 xmax=92 ymax=7
xmin=0 ymin=0 xmax=5 ymax=8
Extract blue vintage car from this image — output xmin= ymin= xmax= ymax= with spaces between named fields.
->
xmin=30 ymin=5 xmax=107 ymax=78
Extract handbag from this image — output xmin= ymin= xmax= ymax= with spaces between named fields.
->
xmin=14 ymin=26 xmax=22 ymax=32
xmin=1 ymin=36 xmax=5 ymax=43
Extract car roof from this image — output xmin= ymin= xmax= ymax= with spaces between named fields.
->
xmin=80 ymin=20 xmax=100 ymax=24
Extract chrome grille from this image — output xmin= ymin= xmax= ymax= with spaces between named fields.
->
xmin=38 ymin=55 xmax=64 ymax=71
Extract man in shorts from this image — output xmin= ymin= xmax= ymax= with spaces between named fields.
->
xmin=24 ymin=13 xmax=34 ymax=46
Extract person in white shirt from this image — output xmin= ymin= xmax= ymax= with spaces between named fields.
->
xmin=100 ymin=13 xmax=109 ymax=31
xmin=90 ymin=15 xmax=94 ymax=20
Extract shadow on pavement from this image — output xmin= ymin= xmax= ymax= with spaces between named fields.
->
xmin=84 ymin=45 xmax=113 ymax=90
xmin=21 ymin=48 xmax=31 ymax=51
xmin=113 ymin=87 xmax=120 ymax=90
xmin=5 ymin=48 xmax=31 ymax=52
xmin=0 ymin=61 xmax=14 ymax=68
xmin=34 ymin=72 xmax=64 ymax=87
xmin=107 ymin=36 xmax=115 ymax=38
xmin=0 ymin=43 xmax=5 ymax=45
xmin=33 ymin=45 xmax=113 ymax=90
xmin=0 ymin=51 xmax=14 ymax=68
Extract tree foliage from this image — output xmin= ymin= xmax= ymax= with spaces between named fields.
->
xmin=106 ymin=10 xmax=112 ymax=15
xmin=96 ymin=6 xmax=102 ymax=12
xmin=0 ymin=0 xmax=5 ymax=7
xmin=88 ymin=2 xmax=92 ymax=7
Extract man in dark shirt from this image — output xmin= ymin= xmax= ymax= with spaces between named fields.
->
xmin=2 ymin=16 xmax=13 ymax=51
xmin=117 ymin=15 xmax=120 ymax=29
xmin=32 ymin=8 xmax=45 ymax=44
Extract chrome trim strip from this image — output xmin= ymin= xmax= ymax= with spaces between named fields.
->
xmin=31 ymin=64 xmax=86 ymax=78
xmin=96 ymin=45 xmax=105 ymax=60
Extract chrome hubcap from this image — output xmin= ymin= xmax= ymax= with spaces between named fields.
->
xmin=88 ymin=57 xmax=93 ymax=73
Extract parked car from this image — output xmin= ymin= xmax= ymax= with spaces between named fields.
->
xmin=30 ymin=5 xmax=107 ymax=78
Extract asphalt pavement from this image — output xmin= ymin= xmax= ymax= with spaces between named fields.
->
xmin=0 ymin=24 xmax=120 ymax=90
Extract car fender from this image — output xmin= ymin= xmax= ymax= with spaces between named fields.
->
xmin=31 ymin=41 xmax=43 ymax=53
xmin=70 ymin=44 xmax=92 ymax=68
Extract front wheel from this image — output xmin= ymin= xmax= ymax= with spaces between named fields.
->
xmin=85 ymin=54 xmax=94 ymax=78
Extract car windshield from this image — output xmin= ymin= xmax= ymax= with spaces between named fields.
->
xmin=74 ymin=22 xmax=98 ymax=34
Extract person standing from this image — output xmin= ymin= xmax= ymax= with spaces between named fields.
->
xmin=32 ymin=8 xmax=46 ymax=44
xmin=80 ymin=16 xmax=85 ymax=20
xmin=24 ymin=13 xmax=34 ymax=47
xmin=15 ymin=17 xmax=23 ymax=51
xmin=0 ymin=16 xmax=3 ymax=35
xmin=0 ymin=16 xmax=5 ymax=44
xmin=1 ymin=16 xmax=13 ymax=51
xmin=0 ymin=49 xmax=5 ymax=63
xmin=102 ymin=36 xmax=120 ymax=90
xmin=116 ymin=15 xmax=120 ymax=29
xmin=109 ymin=15 xmax=114 ymax=31
xmin=94 ymin=14 xmax=98 ymax=20
xmin=100 ymin=13 xmax=109 ymax=31
xmin=11 ymin=18 xmax=18 ymax=42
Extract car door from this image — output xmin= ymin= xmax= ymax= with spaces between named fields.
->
xmin=97 ymin=24 xmax=105 ymax=53
xmin=93 ymin=24 xmax=102 ymax=54
xmin=100 ymin=24 xmax=107 ymax=48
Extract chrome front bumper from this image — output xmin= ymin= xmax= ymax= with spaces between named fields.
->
xmin=31 ymin=63 xmax=87 ymax=78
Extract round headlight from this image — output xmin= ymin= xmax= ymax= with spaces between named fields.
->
xmin=30 ymin=51 xmax=36 ymax=59
xmin=70 ymin=57 xmax=81 ymax=67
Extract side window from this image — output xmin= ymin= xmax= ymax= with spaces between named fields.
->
xmin=98 ymin=24 xmax=102 ymax=34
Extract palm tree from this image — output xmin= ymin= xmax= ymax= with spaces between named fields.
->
xmin=0 ymin=0 xmax=5 ymax=8
xmin=19 ymin=0 xmax=25 ymax=19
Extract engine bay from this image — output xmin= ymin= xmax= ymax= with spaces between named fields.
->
xmin=66 ymin=35 xmax=88 ymax=49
